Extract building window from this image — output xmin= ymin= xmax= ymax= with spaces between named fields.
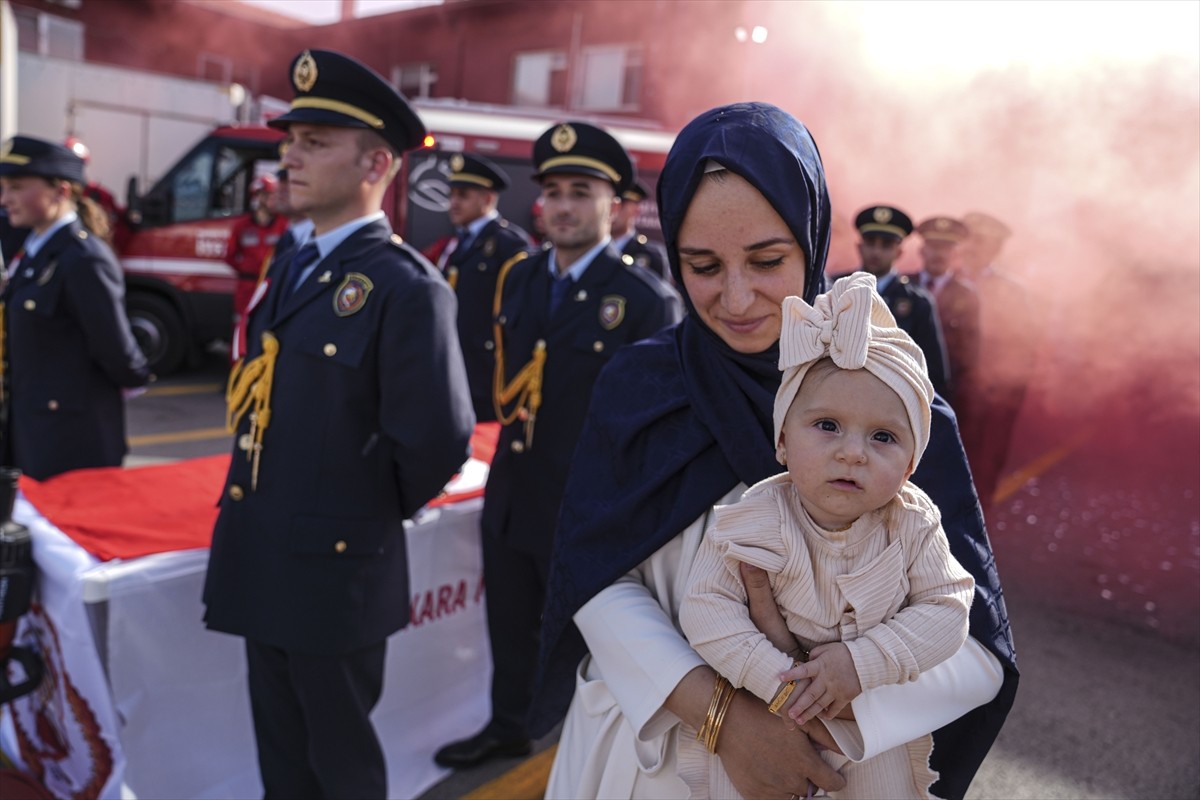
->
xmin=199 ymin=53 xmax=233 ymax=84
xmin=512 ymin=50 xmax=568 ymax=108
xmin=13 ymin=7 xmax=84 ymax=60
xmin=576 ymin=45 xmax=642 ymax=112
xmin=392 ymin=63 xmax=438 ymax=99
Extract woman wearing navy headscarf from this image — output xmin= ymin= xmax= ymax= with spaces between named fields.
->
xmin=529 ymin=104 xmax=1018 ymax=799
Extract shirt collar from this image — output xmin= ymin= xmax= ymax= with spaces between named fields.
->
xmin=548 ymin=236 xmax=612 ymax=283
xmin=23 ymin=212 xmax=78 ymax=258
xmin=464 ymin=209 xmax=498 ymax=241
xmin=611 ymin=229 xmax=636 ymax=252
xmin=310 ymin=211 xmax=385 ymax=260
xmin=874 ymin=270 xmax=896 ymax=293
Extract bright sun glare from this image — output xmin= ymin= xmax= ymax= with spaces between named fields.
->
xmin=843 ymin=0 xmax=1199 ymax=75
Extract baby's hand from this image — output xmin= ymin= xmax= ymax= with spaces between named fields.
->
xmin=778 ymin=643 xmax=862 ymax=726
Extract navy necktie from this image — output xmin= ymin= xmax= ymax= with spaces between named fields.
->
xmin=283 ymin=243 xmax=321 ymax=298
xmin=549 ymin=274 xmax=573 ymax=315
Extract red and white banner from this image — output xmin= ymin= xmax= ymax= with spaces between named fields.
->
xmin=1 ymin=426 xmax=498 ymax=799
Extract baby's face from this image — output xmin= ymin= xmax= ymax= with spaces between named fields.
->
xmin=781 ymin=366 xmax=916 ymax=530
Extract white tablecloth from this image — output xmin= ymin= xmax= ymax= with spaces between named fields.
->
xmin=2 ymin=471 xmax=491 ymax=799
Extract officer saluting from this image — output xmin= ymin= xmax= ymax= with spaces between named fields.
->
xmin=434 ymin=122 xmax=682 ymax=769
xmin=832 ymin=205 xmax=951 ymax=399
xmin=439 ymin=152 xmax=533 ymax=421
xmin=611 ymin=179 xmax=670 ymax=282
xmin=0 ymin=136 xmax=149 ymax=480
xmin=203 ymin=49 xmax=473 ymax=799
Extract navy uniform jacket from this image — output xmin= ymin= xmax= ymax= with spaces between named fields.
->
xmin=1 ymin=220 xmax=149 ymax=480
xmin=483 ymin=246 xmax=682 ymax=560
xmin=445 ymin=216 xmax=533 ymax=422
xmin=203 ymin=218 xmax=474 ymax=655
xmin=620 ymin=233 xmax=670 ymax=283
xmin=833 ymin=270 xmax=951 ymax=400
xmin=928 ymin=273 xmax=981 ymax=403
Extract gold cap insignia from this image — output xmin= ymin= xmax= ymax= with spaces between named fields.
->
xmin=873 ymin=207 xmax=893 ymax=224
xmin=551 ymin=124 xmax=577 ymax=153
xmin=334 ymin=272 xmax=374 ymax=317
xmin=293 ymin=50 xmax=318 ymax=93
xmin=894 ymin=298 xmax=913 ymax=317
xmin=449 ymin=153 xmax=465 ymax=172
xmin=599 ymin=295 xmax=626 ymax=330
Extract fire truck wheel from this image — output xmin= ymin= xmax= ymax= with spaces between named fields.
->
xmin=127 ymin=293 xmax=187 ymax=376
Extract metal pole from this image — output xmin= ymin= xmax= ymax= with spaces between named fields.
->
xmin=0 ymin=0 xmax=17 ymax=140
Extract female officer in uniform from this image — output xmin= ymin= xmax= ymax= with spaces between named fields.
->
xmin=0 ymin=135 xmax=149 ymax=480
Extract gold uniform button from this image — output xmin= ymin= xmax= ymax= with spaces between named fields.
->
xmin=478 ymin=263 xmax=487 ymax=271
xmin=511 ymin=440 xmax=525 ymax=453
xmin=334 ymin=540 xmax=348 ymax=553
xmin=592 ymin=340 xmax=605 ymax=353
xmin=323 ymin=343 xmax=337 ymax=357
xmin=228 ymin=484 xmax=245 ymax=501
xmin=484 ymin=340 xmax=494 ymax=351
xmin=47 ymin=399 xmax=59 ymax=411
xmin=238 ymin=433 xmax=253 ymax=451
xmin=23 ymin=300 xmax=36 ymax=311
xmin=497 ymin=314 xmax=507 ymax=325
xmin=621 ymin=254 xmax=635 ymax=266
xmin=575 ymin=289 xmax=588 ymax=301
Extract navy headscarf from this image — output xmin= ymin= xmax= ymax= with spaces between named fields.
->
xmin=529 ymin=103 xmax=1017 ymax=800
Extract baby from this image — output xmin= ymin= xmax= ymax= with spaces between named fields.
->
xmin=678 ymin=272 xmax=975 ymax=799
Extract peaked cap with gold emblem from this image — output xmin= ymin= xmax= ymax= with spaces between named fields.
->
xmin=621 ymin=179 xmax=652 ymax=203
xmin=854 ymin=204 xmax=913 ymax=241
xmin=532 ymin=121 xmax=635 ymax=193
xmin=0 ymin=135 xmax=86 ymax=183
xmin=448 ymin=152 xmax=511 ymax=191
xmin=916 ymin=215 xmax=970 ymax=243
xmin=268 ymin=49 xmax=426 ymax=154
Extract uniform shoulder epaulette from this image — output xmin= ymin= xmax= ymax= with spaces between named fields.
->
xmin=620 ymin=255 xmax=676 ymax=297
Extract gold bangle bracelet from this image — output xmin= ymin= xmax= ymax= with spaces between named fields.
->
xmin=705 ymin=680 xmax=737 ymax=753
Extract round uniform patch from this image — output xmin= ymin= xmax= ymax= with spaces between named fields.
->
xmin=893 ymin=298 xmax=913 ymax=317
xmin=599 ymin=295 xmax=626 ymax=330
xmin=334 ymin=272 xmax=374 ymax=317
xmin=483 ymin=237 xmax=496 ymax=257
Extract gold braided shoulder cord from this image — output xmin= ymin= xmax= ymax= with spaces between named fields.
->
xmin=225 ymin=330 xmax=280 ymax=490
xmin=491 ymin=251 xmax=546 ymax=448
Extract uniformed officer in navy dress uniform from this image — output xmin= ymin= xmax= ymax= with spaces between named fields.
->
xmin=202 ymin=49 xmax=474 ymax=799
xmin=831 ymin=205 xmax=951 ymax=400
xmin=438 ymin=152 xmax=534 ymax=421
xmin=957 ymin=211 xmax=1038 ymax=518
xmin=611 ymin=179 xmax=670 ymax=282
xmin=0 ymin=136 xmax=149 ymax=480
xmin=433 ymin=122 xmax=683 ymax=770
xmin=917 ymin=215 xmax=981 ymax=413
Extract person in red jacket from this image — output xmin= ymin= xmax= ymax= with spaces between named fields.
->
xmin=225 ymin=175 xmax=287 ymax=329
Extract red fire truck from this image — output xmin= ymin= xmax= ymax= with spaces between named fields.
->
xmin=119 ymin=101 xmax=676 ymax=374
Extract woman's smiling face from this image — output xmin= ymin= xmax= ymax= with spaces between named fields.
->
xmin=677 ymin=171 xmax=808 ymax=354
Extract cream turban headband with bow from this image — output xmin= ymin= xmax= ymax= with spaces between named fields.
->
xmin=774 ymin=272 xmax=935 ymax=469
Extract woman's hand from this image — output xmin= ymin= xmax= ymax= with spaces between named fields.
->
xmin=719 ymin=687 xmax=846 ymax=798
xmin=740 ymin=562 xmax=801 ymax=655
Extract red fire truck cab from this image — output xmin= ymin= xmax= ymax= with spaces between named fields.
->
xmin=120 ymin=102 xmax=676 ymax=375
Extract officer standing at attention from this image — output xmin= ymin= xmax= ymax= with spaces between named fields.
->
xmin=610 ymin=179 xmax=670 ymax=282
xmin=438 ymin=152 xmax=533 ymax=421
xmin=917 ymin=215 xmax=981 ymax=414
xmin=203 ymin=49 xmax=474 ymax=799
xmin=0 ymin=136 xmax=149 ymax=480
xmin=831 ymin=204 xmax=951 ymax=399
xmin=956 ymin=211 xmax=1038 ymax=518
xmin=434 ymin=121 xmax=682 ymax=770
